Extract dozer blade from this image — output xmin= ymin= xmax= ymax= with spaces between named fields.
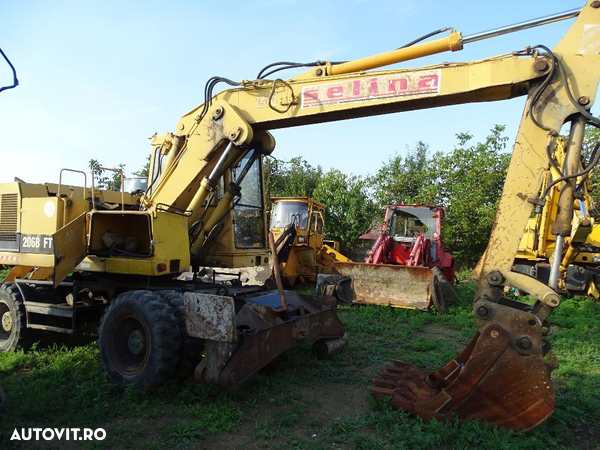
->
xmin=190 ymin=290 xmax=346 ymax=388
xmin=370 ymin=298 xmax=558 ymax=431
xmin=332 ymin=262 xmax=454 ymax=312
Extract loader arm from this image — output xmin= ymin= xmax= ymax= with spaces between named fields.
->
xmin=139 ymin=1 xmax=600 ymax=430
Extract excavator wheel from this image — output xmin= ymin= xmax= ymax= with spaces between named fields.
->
xmin=98 ymin=290 xmax=181 ymax=389
xmin=370 ymin=299 xmax=558 ymax=431
xmin=158 ymin=291 xmax=205 ymax=381
xmin=0 ymin=283 xmax=28 ymax=352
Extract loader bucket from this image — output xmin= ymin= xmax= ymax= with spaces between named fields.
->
xmin=370 ymin=298 xmax=558 ymax=431
xmin=331 ymin=262 xmax=452 ymax=312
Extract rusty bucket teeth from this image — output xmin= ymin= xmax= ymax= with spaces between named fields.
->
xmin=369 ymin=321 xmax=557 ymax=432
xmin=372 ymin=378 xmax=397 ymax=389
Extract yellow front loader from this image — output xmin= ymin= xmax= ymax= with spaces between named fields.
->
xmin=269 ymin=197 xmax=350 ymax=287
xmin=0 ymin=1 xmax=599 ymax=431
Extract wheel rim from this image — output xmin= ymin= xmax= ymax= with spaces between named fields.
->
xmin=110 ymin=314 xmax=150 ymax=375
xmin=0 ymin=303 xmax=12 ymax=342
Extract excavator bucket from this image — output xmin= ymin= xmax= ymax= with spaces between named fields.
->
xmin=370 ymin=298 xmax=558 ymax=431
xmin=330 ymin=262 xmax=455 ymax=312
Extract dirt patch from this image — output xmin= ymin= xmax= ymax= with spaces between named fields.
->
xmin=413 ymin=323 xmax=466 ymax=348
xmin=567 ymin=421 xmax=600 ymax=450
xmin=198 ymin=381 xmax=370 ymax=450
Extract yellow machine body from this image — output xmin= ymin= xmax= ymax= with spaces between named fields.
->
xmin=514 ymin=137 xmax=600 ymax=297
xmin=0 ymin=156 xmax=270 ymax=285
xmin=269 ymin=197 xmax=349 ymax=286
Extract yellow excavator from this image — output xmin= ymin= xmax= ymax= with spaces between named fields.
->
xmin=269 ymin=197 xmax=350 ymax=287
xmin=513 ymin=136 xmax=600 ymax=298
xmin=0 ymin=1 xmax=599 ymax=432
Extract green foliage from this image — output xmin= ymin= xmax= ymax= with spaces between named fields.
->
xmin=88 ymin=155 xmax=150 ymax=191
xmin=370 ymin=125 xmax=510 ymax=266
xmin=88 ymin=159 xmax=126 ymax=191
xmin=371 ymin=140 xmax=439 ymax=209
xmin=133 ymin=154 xmax=151 ymax=178
xmin=266 ymin=156 xmax=323 ymax=199
xmin=436 ymin=125 xmax=510 ymax=265
xmin=312 ymin=169 xmax=376 ymax=253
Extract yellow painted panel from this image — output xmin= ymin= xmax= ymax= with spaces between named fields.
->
xmin=53 ymin=212 xmax=87 ymax=287
xmin=20 ymin=198 xmax=61 ymax=235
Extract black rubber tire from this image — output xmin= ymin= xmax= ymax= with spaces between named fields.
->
xmin=98 ymin=290 xmax=181 ymax=390
xmin=0 ymin=283 xmax=27 ymax=352
xmin=430 ymin=276 xmax=446 ymax=314
xmin=158 ymin=291 xmax=204 ymax=381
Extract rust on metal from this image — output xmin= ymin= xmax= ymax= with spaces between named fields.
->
xmin=184 ymin=292 xmax=237 ymax=342
xmin=370 ymin=298 xmax=557 ymax=431
xmin=204 ymin=290 xmax=346 ymax=388
xmin=313 ymin=332 xmax=349 ymax=360
xmin=268 ymin=231 xmax=288 ymax=309
xmin=333 ymin=262 xmax=432 ymax=309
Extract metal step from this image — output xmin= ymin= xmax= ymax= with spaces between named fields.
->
xmin=27 ymin=324 xmax=74 ymax=335
xmin=24 ymin=301 xmax=74 ymax=318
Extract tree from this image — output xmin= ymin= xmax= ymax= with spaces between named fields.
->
xmin=369 ymin=125 xmax=510 ymax=266
xmin=89 ymin=159 xmax=126 ymax=191
xmin=370 ymin=141 xmax=439 ymax=210
xmin=133 ymin=154 xmax=151 ymax=178
xmin=435 ymin=125 xmax=510 ymax=265
xmin=266 ymin=157 xmax=322 ymax=198
xmin=312 ymin=169 xmax=376 ymax=253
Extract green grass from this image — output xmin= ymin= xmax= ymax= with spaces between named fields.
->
xmin=0 ymin=282 xmax=599 ymax=449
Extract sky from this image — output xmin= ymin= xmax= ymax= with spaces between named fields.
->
xmin=0 ymin=0 xmax=588 ymax=185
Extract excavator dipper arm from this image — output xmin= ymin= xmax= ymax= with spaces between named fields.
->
xmin=370 ymin=4 xmax=600 ymax=431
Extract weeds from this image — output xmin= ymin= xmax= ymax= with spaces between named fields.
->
xmin=0 ymin=287 xmax=598 ymax=449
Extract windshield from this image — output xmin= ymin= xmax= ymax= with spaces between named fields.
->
xmin=124 ymin=177 xmax=148 ymax=193
xmin=389 ymin=207 xmax=437 ymax=239
xmin=270 ymin=201 xmax=310 ymax=230
xmin=232 ymin=152 xmax=265 ymax=249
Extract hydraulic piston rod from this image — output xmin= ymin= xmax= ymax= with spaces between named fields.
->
xmin=308 ymin=7 xmax=581 ymax=78
xmin=463 ymin=8 xmax=581 ymax=44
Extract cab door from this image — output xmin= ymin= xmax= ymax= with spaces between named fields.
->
xmin=308 ymin=208 xmax=325 ymax=255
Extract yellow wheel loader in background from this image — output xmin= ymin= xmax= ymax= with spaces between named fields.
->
xmin=269 ymin=197 xmax=350 ymax=287
xmin=0 ymin=1 xmax=599 ymax=432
